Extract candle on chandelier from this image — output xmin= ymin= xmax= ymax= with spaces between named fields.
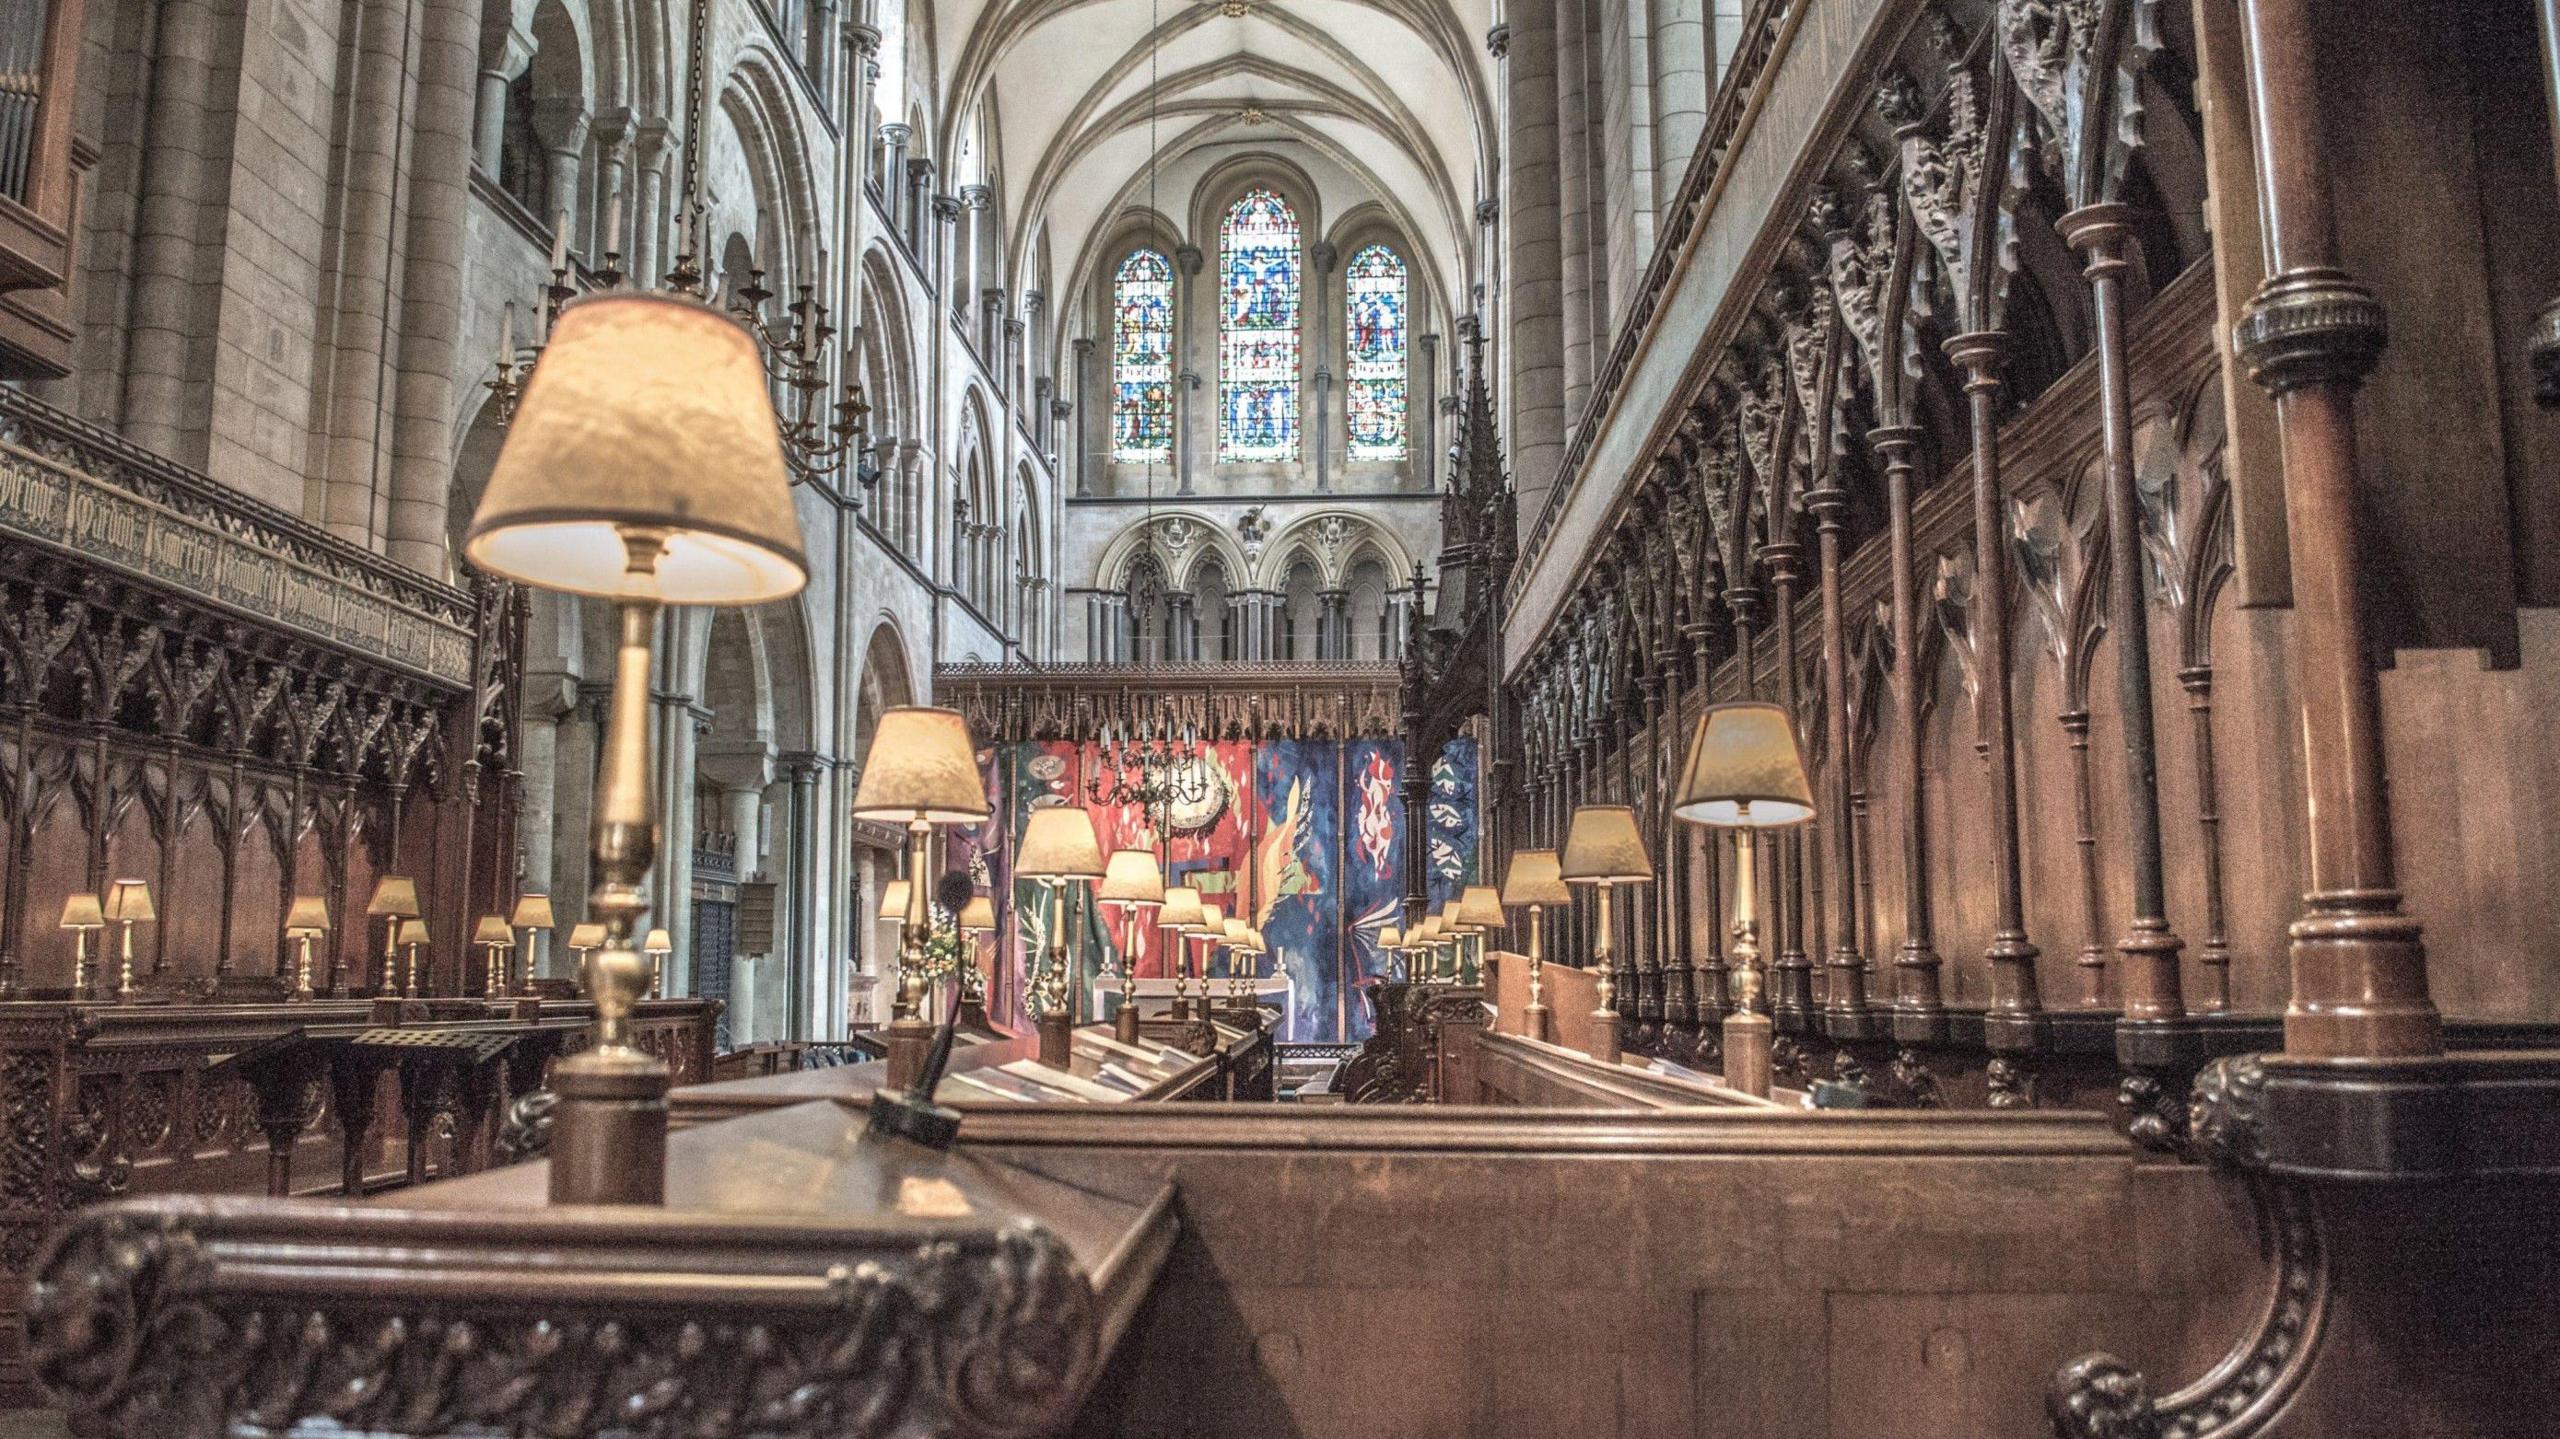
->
xmin=497 ymin=302 xmax=513 ymax=369
xmin=551 ymin=211 xmax=569 ymax=271
xmin=604 ymin=189 xmax=623 ymax=258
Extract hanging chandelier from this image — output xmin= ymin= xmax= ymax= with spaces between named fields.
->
xmin=484 ymin=0 xmax=866 ymax=486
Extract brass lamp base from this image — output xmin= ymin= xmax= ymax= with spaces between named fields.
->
xmin=1590 ymin=1008 xmax=1621 ymax=1065
xmin=1722 ymin=1009 xmax=1773 ymax=1098
xmin=884 ymin=1012 xmax=936 ymax=1090
xmin=1037 ymin=1009 xmax=1073 ymax=1068
xmin=547 ymin=1051 xmax=668 ymax=1205
xmin=1522 ymin=1001 xmax=1550 ymax=1042
xmin=1115 ymin=1002 xmax=1142 ymax=1045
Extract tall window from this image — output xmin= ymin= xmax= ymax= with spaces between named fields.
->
xmin=1112 ymin=249 xmax=1174 ymax=462
xmin=1344 ymin=245 xmax=1408 ymax=461
xmin=1218 ymin=188 xmax=1301 ymax=462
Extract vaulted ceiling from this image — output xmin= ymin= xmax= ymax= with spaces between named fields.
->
xmin=907 ymin=0 xmax=1497 ymax=350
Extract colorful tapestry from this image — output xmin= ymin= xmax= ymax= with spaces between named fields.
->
xmin=1111 ymin=249 xmax=1173 ymax=462
xmin=1426 ymin=735 xmax=1480 ymax=911
xmin=1218 ymin=188 xmax=1300 ymax=462
xmin=988 ymin=735 xmax=1478 ymax=1041
xmin=1342 ymin=738 xmax=1409 ymax=996
xmin=1344 ymin=244 xmax=1408 ymax=460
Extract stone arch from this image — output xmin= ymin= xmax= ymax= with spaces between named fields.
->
xmin=1251 ymin=509 xmax=1414 ymax=590
xmin=1091 ymin=511 xmax=1252 ymax=593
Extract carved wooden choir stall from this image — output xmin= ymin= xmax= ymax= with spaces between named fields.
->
xmin=9 ymin=0 xmax=2560 ymax=1432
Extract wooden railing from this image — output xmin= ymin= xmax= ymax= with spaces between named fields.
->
xmin=0 ymin=996 xmax=719 ymax=1403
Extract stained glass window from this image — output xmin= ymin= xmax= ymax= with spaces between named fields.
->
xmin=1218 ymin=188 xmax=1300 ymax=462
xmin=1111 ymin=249 xmax=1174 ymax=462
xmin=1344 ymin=245 xmax=1407 ymax=461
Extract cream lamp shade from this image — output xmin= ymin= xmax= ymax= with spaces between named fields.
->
xmin=1500 ymin=849 xmax=1572 ymax=907
xmin=643 ymin=928 xmax=674 ymax=956
xmin=1378 ymin=925 xmax=1403 ymax=951
xmin=1195 ymin=901 xmax=1226 ymax=936
xmin=284 ymin=897 xmax=331 ymax=937
xmin=1157 ymin=886 xmax=1206 ymax=931
xmin=877 ymin=879 xmax=912 ymax=920
xmin=1437 ymin=899 xmax=1471 ymax=935
xmin=58 ymin=894 xmax=104 ymax=930
xmin=510 ymin=894 xmax=557 ymax=930
xmin=1672 ymin=701 xmax=1817 ymax=827
xmin=366 ymin=875 xmax=420 ymax=920
xmin=1098 ymin=848 xmax=1167 ymax=905
xmin=1457 ymin=885 xmax=1507 ymax=930
xmin=1559 ymin=805 xmax=1654 ymax=884
xmin=461 ymin=292 xmax=807 ymax=605
xmin=473 ymin=915 xmax=515 ymax=946
xmin=104 ymin=879 xmax=154 ymax=923
xmin=1413 ymin=916 xmax=1442 ymax=943
xmin=399 ymin=918 xmax=431 ymax=947
xmin=850 ymin=707 xmax=991 ymax=824
xmin=1016 ymin=806 xmax=1108 ymax=879
xmin=956 ymin=895 xmax=997 ymax=933
xmin=1248 ymin=928 xmax=1269 ymax=954
xmin=567 ymin=923 xmax=606 ymax=949
xmin=1223 ymin=917 xmax=1251 ymax=944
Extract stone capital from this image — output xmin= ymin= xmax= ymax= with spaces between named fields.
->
xmin=530 ymin=95 xmax=592 ymax=154
xmin=632 ymin=115 xmax=676 ymax=169
xmin=878 ymin=121 xmax=912 ymax=146
xmin=959 ymin=183 xmax=992 ymax=209
xmin=699 ymin=739 xmax=779 ymax=792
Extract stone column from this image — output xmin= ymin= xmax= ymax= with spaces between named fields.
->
xmin=518 ymin=673 xmax=577 ymax=942
xmin=633 ymin=118 xmax=672 ymax=286
xmin=1553 ymin=0 xmax=1593 ymax=426
xmin=930 ymin=193 xmax=961 ymax=304
xmin=959 ymin=184 xmax=991 ymax=325
xmin=1649 ymin=0 xmax=1708 ymax=211
xmin=878 ymin=122 xmax=911 ymax=229
xmin=1175 ymin=244 xmax=1204 ymax=491
xmin=473 ymin=17 xmax=533 ymax=174
xmin=1072 ymin=336 xmax=1095 ymax=494
xmin=591 ymin=108 xmax=633 ymax=264
xmin=908 ymin=159 xmax=937 ymax=257
xmin=550 ymin=685 xmax=606 ymax=960
xmin=702 ymin=743 xmax=777 ymax=878
xmin=1417 ymin=331 xmax=1440 ymax=480
xmin=384 ymin=0 xmax=482 ymax=573
xmin=784 ymin=757 xmax=824 ymax=1036
xmin=1021 ymin=289 xmax=1046 ymax=402
xmin=1319 ymin=590 xmax=1349 ymax=660
xmin=1167 ymin=593 xmax=1197 ymax=662
xmin=651 ymin=614 xmax=705 ymax=995
xmin=1501 ymin=0 xmax=1568 ymax=519
xmin=531 ymin=96 xmax=591 ymax=240
xmin=1312 ymin=241 xmax=1337 ymax=488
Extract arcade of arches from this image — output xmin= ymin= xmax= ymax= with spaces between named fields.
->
xmin=5 ymin=0 xmax=2560 ymax=1426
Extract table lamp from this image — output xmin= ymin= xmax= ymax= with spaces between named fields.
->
xmin=1222 ymin=917 xmax=1252 ymax=1004
xmin=1411 ymin=915 xmax=1442 ymax=981
xmin=1457 ymin=885 xmax=1506 ymax=986
xmin=1560 ymin=804 xmax=1652 ymax=1064
xmin=1672 ymin=700 xmax=1817 ymax=1097
xmin=464 ymin=289 xmax=808 ymax=1206
xmin=567 ymin=922 xmax=605 ymax=977
xmin=1185 ymin=901 xmax=1225 ymax=1023
xmin=283 ymin=896 xmax=330 ymax=1002
xmin=1376 ymin=925 xmax=1404 ymax=983
xmin=956 ymin=894 xmax=997 ymax=937
xmin=643 ymin=928 xmax=674 ymax=999
xmin=103 ymin=879 xmax=154 ymax=1001
xmin=398 ymin=918 xmax=432 ymax=998
xmin=1501 ymin=849 xmax=1570 ymax=1038
xmin=877 ymin=878 xmax=911 ymax=921
xmin=474 ymin=915 xmax=516 ymax=997
xmin=59 ymin=893 xmax=104 ymax=1000
xmin=509 ymin=894 xmax=556 ymax=990
xmin=1016 ymin=806 xmax=1107 ymax=1046
xmin=365 ymin=875 xmax=419 ymax=997
xmin=1156 ymin=885 xmax=1205 ymax=1020
xmin=1436 ymin=899 xmax=1472 ymax=984
xmin=851 ymin=706 xmax=992 ymax=1024
xmin=1096 ymin=848 xmax=1164 ymax=990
